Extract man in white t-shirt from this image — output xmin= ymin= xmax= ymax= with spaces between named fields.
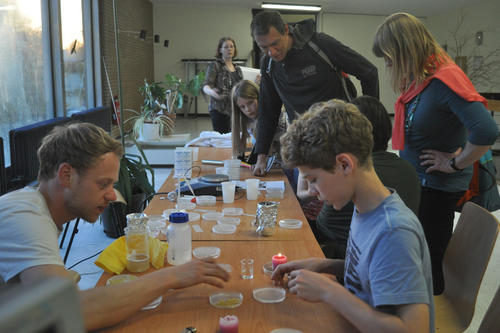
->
xmin=0 ymin=123 xmax=229 ymax=331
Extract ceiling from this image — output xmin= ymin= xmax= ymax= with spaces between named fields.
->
xmin=151 ymin=0 xmax=482 ymax=17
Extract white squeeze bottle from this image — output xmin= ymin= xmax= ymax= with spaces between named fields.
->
xmin=167 ymin=212 xmax=192 ymax=265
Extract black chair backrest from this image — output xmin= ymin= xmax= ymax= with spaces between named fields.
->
xmin=9 ymin=117 xmax=72 ymax=187
xmin=0 ymin=137 xmax=7 ymax=195
xmin=70 ymin=106 xmax=111 ymax=132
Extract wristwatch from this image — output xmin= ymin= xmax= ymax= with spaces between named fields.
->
xmin=449 ymin=157 xmax=463 ymax=172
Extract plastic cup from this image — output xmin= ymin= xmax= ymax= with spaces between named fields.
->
xmin=216 ymin=167 xmax=228 ymax=175
xmin=222 ymin=181 xmax=236 ymax=204
xmin=246 ymin=179 xmax=260 ymax=200
xmin=240 ymin=258 xmax=254 ymax=279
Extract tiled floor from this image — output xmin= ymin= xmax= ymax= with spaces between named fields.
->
xmin=59 ymin=116 xmax=500 ymax=332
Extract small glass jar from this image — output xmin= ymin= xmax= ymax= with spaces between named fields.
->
xmin=124 ymin=213 xmax=150 ymax=273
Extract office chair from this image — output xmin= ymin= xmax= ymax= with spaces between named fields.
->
xmin=434 ymin=202 xmax=500 ymax=332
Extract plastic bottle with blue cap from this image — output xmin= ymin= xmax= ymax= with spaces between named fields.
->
xmin=167 ymin=212 xmax=192 ymax=265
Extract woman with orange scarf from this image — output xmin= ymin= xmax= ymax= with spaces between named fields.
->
xmin=373 ymin=13 xmax=498 ymax=295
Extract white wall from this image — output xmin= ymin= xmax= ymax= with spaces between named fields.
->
xmin=319 ymin=13 xmax=398 ymax=112
xmin=427 ymin=0 xmax=500 ymax=93
xmin=153 ymin=4 xmax=254 ymax=115
xmin=153 ymin=1 xmax=499 ymax=116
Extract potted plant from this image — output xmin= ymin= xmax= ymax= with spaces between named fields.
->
xmin=164 ymin=72 xmax=205 ymax=116
xmin=127 ymin=79 xmax=175 ymax=141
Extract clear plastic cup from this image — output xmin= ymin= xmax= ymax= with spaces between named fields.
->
xmin=246 ymin=178 xmax=260 ymax=200
xmin=222 ymin=181 xmax=236 ymax=204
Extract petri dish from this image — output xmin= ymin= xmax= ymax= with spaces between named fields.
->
xmin=209 ymin=292 xmax=243 ymax=309
xmin=253 ymin=287 xmax=286 ymax=303
xmin=222 ymin=207 xmax=244 ymax=216
xmin=193 ymin=246 xmax=221 ymax=259
xmin=196 ymin=195 xmax=216 ymax=206
xmin=217 ymin=216 xmax=241 ymax=226
xmin=176 ymin=202 xmax=196 ymax=211
xmin=106 ymin=275 xmax=162 ymax=310
xmin=202 ymin=212 xmax=224 ymax=221
xmin=218 ymin=264 xmax=232 ymax=272
xmin=262 ymin=262 xmax=274 ymax=275
xmin=279 ymin=219 xmax=303 ymax=229
xmin=212 ymin=224 xmax=237 ymax=234
xmin=270 ymin=329 xmax=303 ymax=333
xmin=187 ymin=212 xmax=200 ymax=222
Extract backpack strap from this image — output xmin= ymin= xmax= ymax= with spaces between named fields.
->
xmin=265 ymin=57 xmax=300 ymax=121
xmin=307 ymin=40 xmax=354 ymax=102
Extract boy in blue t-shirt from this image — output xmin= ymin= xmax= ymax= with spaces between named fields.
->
xmin=273 ymin=99 xmax=434 ymax=333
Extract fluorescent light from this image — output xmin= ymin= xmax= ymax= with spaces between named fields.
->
xmin=261 ymin=3 xmax=322 ymax=12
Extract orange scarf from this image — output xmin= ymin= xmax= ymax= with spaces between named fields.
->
xmin=392 ymin=61 xmax=488 ymax=150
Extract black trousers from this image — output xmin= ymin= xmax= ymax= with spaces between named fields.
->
xmin=209 ymin=110 xmax=231 ymax=134
xmin=418 ymin=186 xmax=464 ymax=295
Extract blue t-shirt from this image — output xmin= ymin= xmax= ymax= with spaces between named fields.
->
xmin=400 ymin=79 xmax=498 ymax=192
xmin=344 ymin=192 xmax=435 ymax=332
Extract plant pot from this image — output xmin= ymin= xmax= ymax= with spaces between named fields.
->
xmin=140 ymin=122 xmax=161 ymax=141
xmin=101 ymin=192 xmax=147 ymax=238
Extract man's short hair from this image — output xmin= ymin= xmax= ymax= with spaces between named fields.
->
xmin=250 ymin=11 xmax=286 ymax=38
xmin=280 ymin=99 xmax=373 ymax=171
xmin=37 ymin=122 xmax=124 ymax=181
xmin=352 ymin=96 xmax=392 ymax=152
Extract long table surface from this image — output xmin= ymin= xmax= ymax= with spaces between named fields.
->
xmin=96 ymin=240 xmax=356 ymax=332
xmin=96 ymin=147 xmax=358 ymax=332
xmin=144 ymin=147 xmax=317 ymax=242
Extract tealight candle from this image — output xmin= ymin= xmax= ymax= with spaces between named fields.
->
xmin=272 ymin=253 xmax=287 ymax=270
xmin=219 ymin=315 xmax=239 ymax=333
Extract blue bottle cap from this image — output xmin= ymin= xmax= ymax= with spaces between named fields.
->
xmin=169 ymin=212 xmax=189 ymax=223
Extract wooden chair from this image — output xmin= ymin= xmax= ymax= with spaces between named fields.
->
xmin=434 ymin=202 xmax=500 ymax=332
xmin=478 ymin=282 xmax=500 ymax=333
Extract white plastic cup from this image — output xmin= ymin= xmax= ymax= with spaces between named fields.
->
xmin=222 ymin=181 xmax=236 ymax=204
xmin=216 ymin=167 xmax=228 ymax=175
xmin=224 ymin=159 xmax=240 ymax=180
xmin=246 ymin=179 xmax=260 ymax=200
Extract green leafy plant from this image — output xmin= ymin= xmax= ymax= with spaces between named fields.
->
xmin=164 ymin=72 xmax=205 ymax=115
xmin=126 ymin=79 xmax=175 ymax=138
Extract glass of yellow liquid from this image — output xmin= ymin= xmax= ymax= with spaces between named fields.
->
xmin=124 ymin=225 xmax=150 ymax=273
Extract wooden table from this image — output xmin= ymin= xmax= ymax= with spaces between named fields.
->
xmin=144 ymin=148 xmax=316 ymax=242
xmin=96 ymin=148 xmax=357 ymax=332
xmin=97 ymin=241 xmax=355 ymax=332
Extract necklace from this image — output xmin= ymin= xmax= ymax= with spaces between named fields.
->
xmin=405 ymin=94 xmax=421 ymax=133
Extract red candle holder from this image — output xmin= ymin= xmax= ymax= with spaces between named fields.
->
xmin=219 ymin=315 xmax=238 ymax=333
xmin=272 ymin=253 xmax=287 ymax=270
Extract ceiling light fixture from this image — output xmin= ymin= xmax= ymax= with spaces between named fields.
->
xmin=261 ymin=3 xmax=322 ymax=12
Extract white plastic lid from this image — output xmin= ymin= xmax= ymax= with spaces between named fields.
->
xmin=202 ymin=212 xmax=224 ymax=221
xmin=279 ymin=219 xmax=303 ymax=229
xmin=217 ymin=216 xmax=241 ymax=226
xmin=212 ymin=224 xmax=237 ymax=234
xmin=252 ymin=287 xmax=286 ymax=303
xmin=222 ymin=207 xmax=244 ymax=216
xmin=270 ymin=329 xmax=302 ymax=333
xmin=193 ymin=246 xmax=221 ymax=259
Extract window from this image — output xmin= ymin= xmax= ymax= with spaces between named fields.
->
xmin=0 ymin=0 xmax=100 ymax=166
xmin=61 ymin=0 xmax=87 ymax=112
xmin=0 ymin=1 xmax=51 ymax=165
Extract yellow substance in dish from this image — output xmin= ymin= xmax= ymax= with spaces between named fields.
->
xmin=215 ymin=298 xmax=241 ymax=307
